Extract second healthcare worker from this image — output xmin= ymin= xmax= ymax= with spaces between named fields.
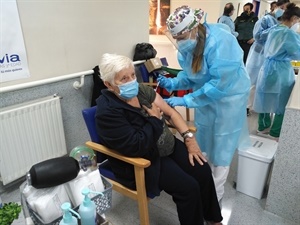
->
xmin=253 ymin=3 xmax=300 ymax=140
xmin=245 ymin=3 xmax=282 ymax=114
xmin=158 ymin=5 xmax=250 ymax=202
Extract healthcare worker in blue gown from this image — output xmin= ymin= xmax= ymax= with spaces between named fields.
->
xmin=245 ymin=5 xmax=281 ymax=113
xmin=253 ymin=3 xmax=300 ymax=139
xmin=158 ymin=5 xmax=250 ymax=202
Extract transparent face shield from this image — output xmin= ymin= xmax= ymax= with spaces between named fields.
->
xmin=165 ymin=30 xmax=179 ymax=49
xmin=165 ymin=29 xmax=199 ymax=58
xmin=165 ymin=5 xmax=205 ymax=46
xmin=165 ymin=29 xmax=193 ymax=49
xmin=165 ymin=8 xmax=195 ymax=50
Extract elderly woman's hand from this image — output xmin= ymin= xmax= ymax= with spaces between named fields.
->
xmin=142 ymin=103 xmax=163 ymax=120
xmin=184 ymin=137 xmax=207 ymax=166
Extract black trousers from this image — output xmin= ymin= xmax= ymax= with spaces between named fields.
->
xmin=238 ymin=40 xmax=252 ymax=64
xmin=159 ymin=138 xmax=223 ymax=225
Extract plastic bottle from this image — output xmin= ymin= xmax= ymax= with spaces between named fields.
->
xmin=78 ymin=188 xmax=97 ymax=225
xmin=59 ymin=202 xmax=81 ymax=225
xmin=69 ymin=146 xmax=97 ymax=171
xmin=26 ymin=157 xmax=80 ymax=189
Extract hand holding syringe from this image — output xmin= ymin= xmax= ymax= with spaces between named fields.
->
xmin=154 ymin=81 xmax=160 ymax=92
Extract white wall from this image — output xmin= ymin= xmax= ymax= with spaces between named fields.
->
xmin=1 ymin=0 xmax=148 ymax=87
xmin=4 ymin=0 xmax=294 ymax=88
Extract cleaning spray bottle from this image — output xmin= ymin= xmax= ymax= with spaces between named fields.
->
xmin=78 ymin=188 xmax=103 ymax=225
xmin=59 ymin=202 xmax=81 ymax=225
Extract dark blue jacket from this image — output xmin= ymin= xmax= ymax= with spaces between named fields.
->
xmin=95 ymin=87 xmax=163 ymax=195
xmin=235 ymin=11 xmax=258 ymax=41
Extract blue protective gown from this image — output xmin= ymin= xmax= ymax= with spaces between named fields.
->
xmin=171 ymin=23 xmax=250 ymax=166
xmin=253 ymin=24 xmax=300 ymax=114
xmin=218 ymin=15 xmax=239 ymax=37
xmin=246 ymin=14 xmax=278 ymax=86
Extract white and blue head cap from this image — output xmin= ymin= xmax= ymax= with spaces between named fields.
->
xmin=166 ymin=5 xmax=205 ymax=37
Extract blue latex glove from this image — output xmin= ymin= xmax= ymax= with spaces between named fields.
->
xmin=157 ymin=75 xmax=173 ymax=92
xmin=165 ymin=97 xmax=187 ymax=107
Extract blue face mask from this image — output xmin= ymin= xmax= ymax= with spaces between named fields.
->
xmin=177 ymin=39 xmax=197 ymax=54
xmin=117 ymin=79 xmax=139 ymax=99
xmin=274 ymin=8 xmax=284 ymax=19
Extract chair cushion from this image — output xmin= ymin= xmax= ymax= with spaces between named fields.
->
xmin=82 ymin=106 xmax=100 ymax=143
xmin=82 ymin=106 xmax=107 ymax=163
xmin=98 ymin=160 xmax=115 ymax=179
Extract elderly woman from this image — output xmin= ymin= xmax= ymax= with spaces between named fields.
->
xmin=95 ymin=53 xmax=223 ymax=225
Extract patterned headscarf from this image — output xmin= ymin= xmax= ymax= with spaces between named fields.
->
xmin=166 ymin=5 xmax=205 ymax=36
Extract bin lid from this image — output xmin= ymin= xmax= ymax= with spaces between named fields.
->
xmin=238 ymin=135 xmax=278 ymax=163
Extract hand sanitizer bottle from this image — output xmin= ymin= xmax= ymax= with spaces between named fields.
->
xmin=59 ymin=202 xmax=81 ymax=225
xmin=78 ymin=188 xmax=102 ymax=225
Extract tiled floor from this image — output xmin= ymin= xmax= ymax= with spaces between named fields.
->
xmin=1 ymin=111 xmax=298 ymax=225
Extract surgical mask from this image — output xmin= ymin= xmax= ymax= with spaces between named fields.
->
xmin=177 ymin=32 xmax=198 ymax=54
xmin=291 ymin=22 xmax=300 ymax=33
xmin=177 ymin=39 xmax=197 ymax=54
xmin=274 ymin=8 xmax=284 ymax=19
xmin=117 ymin=79 xmax=139 ymax=99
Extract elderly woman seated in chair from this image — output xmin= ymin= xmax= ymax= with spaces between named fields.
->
xmin=95 ymin=53 xmax=223 ymax=225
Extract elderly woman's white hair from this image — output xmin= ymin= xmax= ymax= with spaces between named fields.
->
xmin=99 ymin=53 xmax=134 ymax=84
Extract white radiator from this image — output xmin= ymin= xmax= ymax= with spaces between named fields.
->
xmin=0 ymin=95 xmax=67 ymax=185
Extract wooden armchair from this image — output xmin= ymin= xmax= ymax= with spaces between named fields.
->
xmin=82 ymin=106 xmax=196 ymax=225
xmin=82 ymin=106 xmax=153 ymax=225
xmin=85 ymin=141 xmax=151 ymax=224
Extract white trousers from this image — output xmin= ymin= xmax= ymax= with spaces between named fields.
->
xmin=209 ymin=164 xmax=230 ymax=202
xmin=247 ymin=85 xmax=256 ymax=109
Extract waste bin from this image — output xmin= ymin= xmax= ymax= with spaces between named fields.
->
xmin=236 ymin=135 xmax=278 ymax=199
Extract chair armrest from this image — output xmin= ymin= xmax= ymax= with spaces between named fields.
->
xmin=85 ymin=141 xmax=151 ymax=168
xmin=165 ymin=120 xmax=197 ymax=133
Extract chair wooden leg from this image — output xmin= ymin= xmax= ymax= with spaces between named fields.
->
xmin=134 ymin=166 xmax=150 ymax=225
xmin=186 ymin=108 xmax=190 ymax=121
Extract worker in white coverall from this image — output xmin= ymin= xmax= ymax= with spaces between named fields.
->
xmin=158 ymin=5 xmax=250 ymax=202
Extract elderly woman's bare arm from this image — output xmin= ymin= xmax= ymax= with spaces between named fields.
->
xmin=153 ymin=92 xmax=207 ymax=166
xmin=153 ymin=93 xmax=191 ymax=134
